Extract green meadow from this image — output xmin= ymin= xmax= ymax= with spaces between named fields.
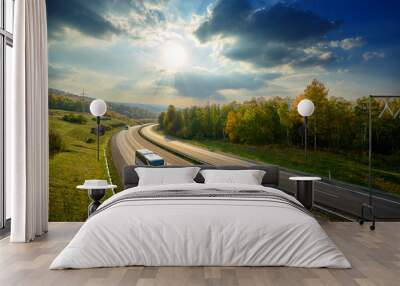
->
xmin=49 ymin=109 xmax=132 ymax=221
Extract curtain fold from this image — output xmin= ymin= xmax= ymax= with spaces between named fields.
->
xmin=9 ymin=0 xmax=48 ymax=242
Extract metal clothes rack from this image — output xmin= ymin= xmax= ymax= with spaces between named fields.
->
xmin=359 ymin=95 xmax=400 ymax=230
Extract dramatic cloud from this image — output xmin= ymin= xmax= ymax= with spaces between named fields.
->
xmin=329 ymin=37 xmax=364 ymax=50
xmin=195 ymin=0 xmax=253 ymax=42
xmin=158 ymin=71 xmax=279 ymax=100
xmin=47 ymin=0 xmax=400 ymax=105
xmin=47 ymin=0 xmax=168 ymax=39
xmin=47 ymin=0 xmax=119 ymax=38
xmin=196 ymin=1 xmax=339 ymax=43
xmin=222 ymin=42 xmax=335 ymax=69
xmin=48 ymin=64 xmax=75 ymax=81
xmin=363 ymin=51 xmax=385 ymax=61
xmin=113 ymin=79 xmax=136 ymax=92
xmin=195 ymin=0 xmax=340 ymax=68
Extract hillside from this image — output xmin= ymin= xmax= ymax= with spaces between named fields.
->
xmin=49 ymin=109 xmax=128 ymax=221
xmin=49 ymin=88 xmax=158 ymax=120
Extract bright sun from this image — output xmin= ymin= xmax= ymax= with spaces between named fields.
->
xmin=162 ymin=42 xmax=188 ymax=72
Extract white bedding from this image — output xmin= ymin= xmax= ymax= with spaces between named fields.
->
xmin=50 ymin=183 xmax=351 ymax=269
xmin=200 ymin=169 xmax=265 ymax=185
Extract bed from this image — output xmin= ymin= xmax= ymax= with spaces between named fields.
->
xmin=50 ymin=165 xmax=350 ymax=269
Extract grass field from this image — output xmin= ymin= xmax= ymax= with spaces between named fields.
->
xmin=179 ymin=138 xmax=400 ymax=196
xmin=49 ymin=109 xmax=131 ymax=221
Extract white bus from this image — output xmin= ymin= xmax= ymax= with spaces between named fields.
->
xmin=135 ymin=149 xmax=165 ymax=166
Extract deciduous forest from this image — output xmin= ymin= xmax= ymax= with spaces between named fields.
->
xmin=159 ymin=80 xmax=400 ymax=156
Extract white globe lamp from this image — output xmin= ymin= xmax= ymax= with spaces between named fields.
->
xmin=297 ymin=99 xmax=315 ymax=159
xmin=90 ymin=99 xmax=107 ymax=117
xmin=90 ymin=99 xmax=107 ymax=161
xmin=297 ymin=99 xmax=315 ymax=117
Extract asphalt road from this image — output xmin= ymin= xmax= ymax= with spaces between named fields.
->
xmin=111 ymin=124 xmax=400 ymax=220
xmin=111 ymin=125 xmax=191 ymax=178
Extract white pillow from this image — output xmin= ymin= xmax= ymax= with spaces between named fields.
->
xmin=200 ymin=169 xmax=266 ymax=185
xmin=136 ymin=167 xmax=201 ymax=186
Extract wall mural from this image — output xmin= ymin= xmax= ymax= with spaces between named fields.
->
xmin=47 ymin=0 xmax=400 ymax=221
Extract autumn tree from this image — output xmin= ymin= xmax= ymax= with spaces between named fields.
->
xmin=296 ymin=79 xmax=329 ymax=150
xmin=158 ymin=112 xmax=166 ymax=130
xmin=225 ymin=111 xmax=242 ymax=143
xmin=157 ymin=81 xmax=399 ymax=157
xmin=276 ymin=97 xmax=293 ymax=144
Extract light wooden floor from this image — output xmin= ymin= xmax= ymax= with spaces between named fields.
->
xmin=0 ymin=222 xmax=399 ymax=286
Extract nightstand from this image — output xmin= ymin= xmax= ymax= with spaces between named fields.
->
xmin=77 ymin=180 xmax=117 ymax=216
xmin=289 ymin=176 xmax=321 ymax=210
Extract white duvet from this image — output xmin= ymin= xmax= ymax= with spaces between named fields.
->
xmin=50 ymin=183 xmax=351 ymax=269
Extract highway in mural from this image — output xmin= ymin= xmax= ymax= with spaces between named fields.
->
xmin=46 ymin=0 xmax=400 ymax=221
xmin=109 ymin=123 xmax=400 ymax=220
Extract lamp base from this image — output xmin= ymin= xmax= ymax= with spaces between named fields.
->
xmin=88 ymin=188 xmax=105 ymax=216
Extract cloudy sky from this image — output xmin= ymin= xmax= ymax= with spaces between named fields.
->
xmin=47 ymin=0 xmax=400 ymax=107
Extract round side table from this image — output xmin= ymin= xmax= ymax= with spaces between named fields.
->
xmin=77 ymin=184 xmax=117 ymax=216
xmin=289 ymin=176 xmax=321 ymax=210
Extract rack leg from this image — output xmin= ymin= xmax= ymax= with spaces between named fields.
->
xmin=360 ymin=203 xmax=376 ymax=231
xmin=370 ymin=218 xmax=376 ymax=231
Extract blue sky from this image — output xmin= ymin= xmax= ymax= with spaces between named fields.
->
xmin=47 ymin=0 xmax=400 ymax=107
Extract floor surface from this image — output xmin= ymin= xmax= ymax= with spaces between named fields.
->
xmin=0 ymin=222 xmax=399 ymax=286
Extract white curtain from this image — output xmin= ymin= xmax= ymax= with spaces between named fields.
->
xmin=8 ymin=0 xmax=49 ymax=242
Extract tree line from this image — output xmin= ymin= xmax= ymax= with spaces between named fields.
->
xmin=49 ymin=91 xmax=157 ymax=120
xmin=49 ymin=93 xmax=88 ymax=112
xmin=159 ymin=79 xmax=400 ymax=154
